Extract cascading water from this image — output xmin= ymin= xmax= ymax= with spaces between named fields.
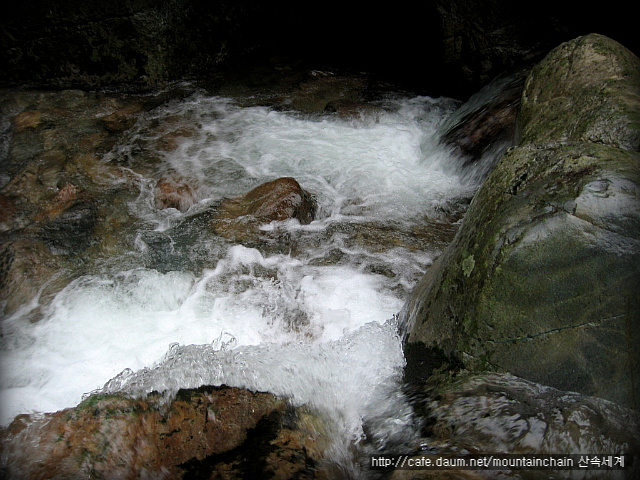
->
xmin=0 ymin=87 xmax=486 ymax=476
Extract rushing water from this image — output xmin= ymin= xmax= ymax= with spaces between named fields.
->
xmin=0 ymin=87 xmax=483 ymax=475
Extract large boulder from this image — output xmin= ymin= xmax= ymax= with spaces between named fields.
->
xmin=0 ymin=386 xmax=328 ymax=479
xmin=402 ymin=34 xmax=640 ymax=409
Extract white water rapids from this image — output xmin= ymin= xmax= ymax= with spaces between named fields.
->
xmin=0 ymin=90 xmax=482 ymax=474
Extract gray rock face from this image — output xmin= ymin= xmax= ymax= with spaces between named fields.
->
xmin=403 ymin=34 xmax=640 ymax=410
xmin=392 ymin=373 xmax=639 ymax=480
xmin=516 ymin=33 xmax=640 ymax=150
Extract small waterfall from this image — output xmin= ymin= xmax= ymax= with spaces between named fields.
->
xmin=1 ymin=87 xmax=495 ymax=476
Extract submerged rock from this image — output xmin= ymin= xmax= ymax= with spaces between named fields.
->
xmin=213 ymin=177 xmax=317 ymax=242
xmin=285 ymin=71 xmax=370 ymax=114
xmin=154 ymin=172 xmax=199 ymax=212
xmin=0 ymin=89 xmax=161 ymax=318
xmin=0 ymin=386 xmax=328 ymax=479
xmin=98 ymin=102 xmax=145 ymax=133
xmin=403 ymin=34 xmax=640 ymax=410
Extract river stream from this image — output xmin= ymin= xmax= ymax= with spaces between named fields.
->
xmin=0 ymin=78 xmax=488 ymax=476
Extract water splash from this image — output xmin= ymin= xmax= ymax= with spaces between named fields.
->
xmin=1 ymin=90 xmax=478 ymax=474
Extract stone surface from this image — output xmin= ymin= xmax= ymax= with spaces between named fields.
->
xmin=517 ymin=34 xmax=640 ymax=150
xmin=0 ymin=89 xmax=155 ymax=319
xmin=440 ymin=72 xmax=526 ymax=167
xmin=0 ymin=239 xmax=64 ymax=317
xmin=99 ymin=102 xmax=144 ymax=132
xmin=155 ymin=173 xmax=198 ymax=212
xmin=403 ymin=34 xmax=640 ymax=409
xmin=213 ymin=177 xmax=317 ymax=242
xmin=392 ymin=373 xmax=640 ymax=480
xmin=0 ymin=386 xmax=328 ymax=479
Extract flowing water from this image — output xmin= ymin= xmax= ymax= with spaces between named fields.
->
xmin=0 ymin=84 xmax=485 ymax=476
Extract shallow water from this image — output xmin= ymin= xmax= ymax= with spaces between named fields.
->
xmin=0 ymin=88 xmax=482 ymax=475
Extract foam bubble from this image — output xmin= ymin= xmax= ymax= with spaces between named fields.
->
xmin=1 ymin=91 xmax=474 ymax=470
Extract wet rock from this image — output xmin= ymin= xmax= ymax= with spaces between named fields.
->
xmin=155 ymin=173 xmax=198 ymax=212
xmin=439 ymin=72 xmax=526 ymax=168
xmin=11 ymin=111 xmax=43 ymax=132
xmin=213 ymin=177 xmax=316 ymax=242
xmin=0 ymin=385 xmax=329 ymax=479
xmin=426 ymin=373 xmax=640 ymax=455
xmin=0 ymin=195 xmax=16 ymax=232
xmin=148 ymin=114 xmax=200 ymax=153
xmin=99 ymin=102 xmax=144 ymax=133
xmin=0 ymin=239 xmax=64 ymax=316
xmin=40 ymin=199 xmax=98 ymax=255
xmin=393 ymin=373 xmax=640 ymax=480
xmin=403 ymin=34 xmax=640 ymax=409
xmin=286 ymin=71 xmax=370 ymax=114
xmin=33 ymin=183 xmax=80 ymax=221
xmin=0 ymin=88 xmax=160 ymax=317
xmin=324 ymin=98 xmax=382 ymax=121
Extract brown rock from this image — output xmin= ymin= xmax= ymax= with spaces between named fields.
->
xmin=12 ymin=111 xmax=43 ymax=132
xmin=99 ymin=103 xmax=144 ymax=132
xmin=440 ymin=73 xmax=526 ymax=166
xmin=0 ymin=386 xmax=328 ymax=479
xmin=214 ymin=177 xmax=316 ymax=241
xmin=324 ymin=99 xmax=381 ymax=121
xmin=0 ymin=239 xmax=63 ymax=316
xmin=288 ymin=72 xmax=368 ymax=114
xmin=0 ymin=195 xmax=17 ymax=232
xmin=155 ymin=174 xmax=198 ymax=212
xmin=151 ymin=115 xmax=199 ymax=153
xmin=34 ymin=183 xmax=80 ymax=221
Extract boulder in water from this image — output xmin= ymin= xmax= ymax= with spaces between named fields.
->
xmin=0 ymin=386 xmax=329 ymax=479
xmin=439 ymin=72 xmax=526 ymax=170
xmin=0 ymin=239 xmax=65 ymax=317
xmin=403 ymin=34 xmax=640 ymax=410
xmin=213 ymin=177 xmax=317 ymax=242
xmin=287 ymin=71 xmax=370 ymax=114
xmin=99 ymin=102 xmax=145 ymax=133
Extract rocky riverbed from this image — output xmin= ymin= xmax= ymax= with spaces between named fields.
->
xmin=1 ymin=33 xmax=639 ymax=480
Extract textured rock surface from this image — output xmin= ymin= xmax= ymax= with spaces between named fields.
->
xmin=213 ymin=177 xmax=317 ymax=242
xmin=403 ymin=34 xmax=640 ymax=409
xmin=517 ymin=34 xmax=640 ymax=150
xmin=440 ymin=73 xmax=525 ymax=160
xmin=0 ymin=89 xmax=147 ymax=318
xmin=0 ymin=386 xmax=328 ymax=479
xmin=392 ymin=373 xmax=640 ymax=480
xmin=155 ymin=173 xmax=198 ymax=212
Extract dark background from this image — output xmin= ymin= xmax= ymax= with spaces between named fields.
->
xmin=1 ymin=0 xmax=637 ymax=99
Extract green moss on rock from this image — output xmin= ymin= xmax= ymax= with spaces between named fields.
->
xmin=403 ymin=34 xmax=640 ymax=410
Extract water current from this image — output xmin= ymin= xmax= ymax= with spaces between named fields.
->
xmin=0 ymin=85 xmax=486 ymax=476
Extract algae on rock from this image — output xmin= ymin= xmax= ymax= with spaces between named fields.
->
xmin=403 ymin=34 xmax=640 ymax=410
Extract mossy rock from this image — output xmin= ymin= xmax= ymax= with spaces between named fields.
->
xmin=403 ymin=35 xmax=640 ymax=410
xmin=517 ymin=33 xmax=640 ymax=150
